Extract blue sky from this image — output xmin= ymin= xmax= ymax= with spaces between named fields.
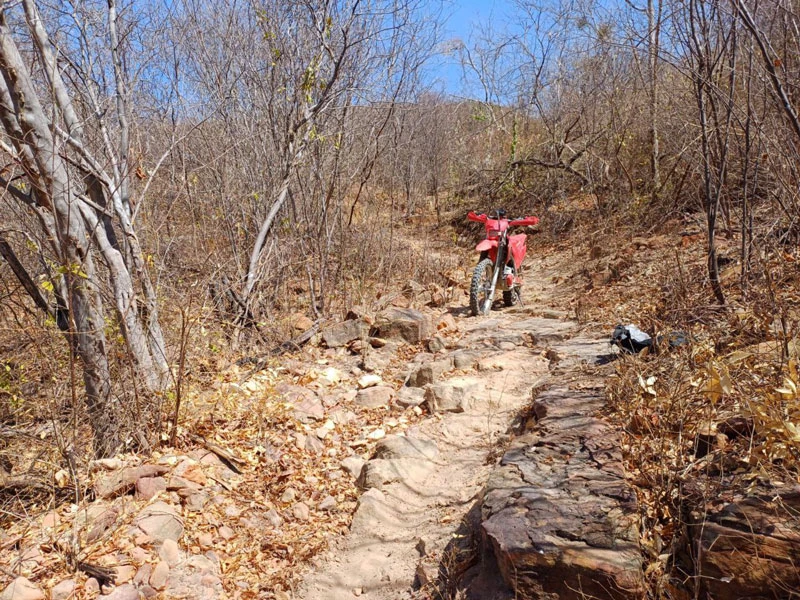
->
xmin=437 ymin=0 xmax=514 ymax=96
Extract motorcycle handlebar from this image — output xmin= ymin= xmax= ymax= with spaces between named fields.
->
xmin=509 ymin=216 xmax=540 ymax=227
xmin=468 ymin=211 xmax=539 ymax=227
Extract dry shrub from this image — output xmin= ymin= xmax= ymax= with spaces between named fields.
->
xmin=603 ymin=231 xmax=800 ymax=596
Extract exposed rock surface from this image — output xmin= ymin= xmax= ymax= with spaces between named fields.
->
xmin=298 ymin=308 xmax=565 ymax=599
xmin=681 ymin=486 xmax=800 ymax=598
xmin=480 ymin=371 xmax=643 ymax=599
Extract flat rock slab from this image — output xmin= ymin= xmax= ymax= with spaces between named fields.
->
xmin=480 ymin=381 xmax=643 ymax=599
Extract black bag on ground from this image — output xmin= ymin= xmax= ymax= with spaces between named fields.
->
xmin=611 ymin=324 xmax=690 ymax=354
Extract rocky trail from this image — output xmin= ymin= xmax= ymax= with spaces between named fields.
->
xmin=297 ymin=256 xmax=643 ymax=600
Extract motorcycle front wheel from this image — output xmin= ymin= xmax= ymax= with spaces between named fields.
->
xmin=470 ymin=258 xmax=495 ymax=316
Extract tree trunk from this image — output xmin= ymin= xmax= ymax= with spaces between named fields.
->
xmin=647 ymin=0 xmax=661 ymax=201
xmin=0 ymin=9 xmax=122 ymax=456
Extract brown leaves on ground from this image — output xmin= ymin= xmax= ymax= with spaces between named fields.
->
xmin=0 ymin=325 xmax=444 ymax=598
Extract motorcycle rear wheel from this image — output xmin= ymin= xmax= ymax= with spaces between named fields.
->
xmin=503 ymin=288 xmax=519 ymax=307
xmin=503 ymin=265 xmax=519 ymax=307
xmin=470 ymin=258 xmax=495 ymax=316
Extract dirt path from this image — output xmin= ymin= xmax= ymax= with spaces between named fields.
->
xmin=297 ymin=255 xmax=634 ymax=600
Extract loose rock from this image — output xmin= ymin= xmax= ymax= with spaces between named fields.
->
xmin=114 ymin=565 xmax=136 ymax=584
xmin=159 ymin=539 xmax=182 ymax=567
xmin=322 ymin=320 xmax=369 ymax=348
xmin=367 ymin=428 xmax=386 ymax=440
xmin=355 ymin=385 xmax=393 ymax=408
xmin=318 ymin=495 xmax=337 ymax=511
xmin=0 ymin=577 xmax=44 ymax=600
xmin=341 ymin=456 xmax=366 ymax=479
xmin=374 ymin=307 xmax=433 ymax=343
xmin=84 ymin=579 xmax=100 ymax=595
xmin=135 ymin=502 xmax=184 ymax=543
xmin=266 ymin=509 xmax=283 ymax=528
xmin=135 ymin=476 xmax=167 ymax=500
xmin=427 ymin=335 xmax=446 ymax=353
xmin=357 ymin=374 xmax=382 ymax=389
xmin=94 ymin=464 xmax=169 ymax=499
xmin=149 ymin=561 xmax=170 ymax=590
xmin=50 ymin=580 xmax=75 ymax=600
xmin=395 ymin=386 xmax=425 ymax=407
xmin=437 ymin=314 xmax=457 ymax=331
xmin=293 ymin=502 xmax=310 ymax=521
xmin=98 ymin=584 xmax=139 ymax=600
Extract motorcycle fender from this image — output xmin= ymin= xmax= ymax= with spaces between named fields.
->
xmin=475 ymin=239 xmax=497 ymax=252
xmin=508 ymin=234 xmax=528 ymax=268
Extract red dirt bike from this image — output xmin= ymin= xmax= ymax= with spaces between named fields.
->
xmin=467 ymin=209 xmax=539 ymax=316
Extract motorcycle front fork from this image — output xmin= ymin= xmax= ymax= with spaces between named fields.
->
xmin=484 ymin=257 xmax=503 ymax=313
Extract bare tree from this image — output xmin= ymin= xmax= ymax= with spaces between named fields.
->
xmin=0 ymin=1 xmax=169 ymax=456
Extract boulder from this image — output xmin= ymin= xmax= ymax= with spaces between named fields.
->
xmin=321 ymin=319 xmax=369 ymax=348
xmin=479 ymin=386 xmax=643 ymax=599
xmin=374 ymin=308 xmax=433 ymax=344
xmin=355 ymin=385 xmax=394 ymax=408
xmin=424 ymin=378 xmax=483 ymax=413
